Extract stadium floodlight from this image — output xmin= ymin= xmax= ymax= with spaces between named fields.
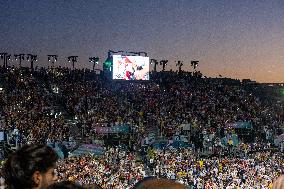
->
xmin=160 ymin=60 xmax=168 ymax=71
xmin=191 ymin=60 xmax=199 ymax=70
xmin=14 ymin=54 xmax=25 ymax=67
xmin=47 ymin=55 xmax=58 ymax=68
xmin=150 ymin=59 xmax=159 ymax=72
xmin=26 ymin=54 xmax=37 ymax=71
xmin=0 ymin=53 xmax=12 ymax=68
xmin=67 ymin=56 xmax=78 ymax=69
xmin=176 ymin=60 xmax=183 ymax=73
xmin=89 ymin=57 xmax=99 ymax=71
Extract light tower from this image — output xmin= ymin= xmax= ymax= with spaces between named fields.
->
xmin=89 ymin=57 xmax=99 ymax=71
xmin=26 ymin=54 xmax=37 ymax=71
xmin=14 ymin=54 xmax=25 ymax=68
xmin=176 ymin=60 xmax=183 ymax=73
xmin=150 ymin=59 xmax=159 ymax=72
xmin=0 ymin=53 xmax=11 ymax=68
xmin=68 ymin=56 xmax=78 ymax=69
xmin=47 ymin=55 xmax=58 ymax=68
xmin=191 ymin=60 xmax=199 ymax=70
xmin=160 ymin=60 xmax=168 ymax=71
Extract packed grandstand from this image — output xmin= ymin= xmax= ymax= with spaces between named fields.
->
xmin=0 ymin=66 xmax=283 ymax=188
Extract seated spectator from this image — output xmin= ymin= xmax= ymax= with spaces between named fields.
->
xmin=3 ymin=144 xmax=58 ymax=189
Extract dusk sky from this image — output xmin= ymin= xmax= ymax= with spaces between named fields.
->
xmin=1 ymin=0 xmax=284 ymax=83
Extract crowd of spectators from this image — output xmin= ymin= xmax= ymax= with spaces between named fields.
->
xmin=0 ymin=65 xmax=283 ymax=188
xmin=0 ymin=67 xmax=70 ymax=145
xmin=144 ymin=148 xmax=282 ymax=188
xmin=53 ymin=147 xmax=283 ymax=189
xmin=57 ymin=147 xmax=145 ymax=189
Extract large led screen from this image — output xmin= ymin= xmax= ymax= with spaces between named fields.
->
xmin=113 ymin=55 xmax=150 ymax=80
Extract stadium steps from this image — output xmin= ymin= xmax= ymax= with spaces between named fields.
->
xmin=66 ymin=120 xmax=84 ymax=145
xmin=144 ymin=113 xmax=160 ymax=143
xmin=69 ymin=144 xmax=105 ymax=157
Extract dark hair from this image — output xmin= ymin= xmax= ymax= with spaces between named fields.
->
xmin=84 ymin=183 xmax=103 ymax=189
xmin=132 ymin=177 xmax=157 ymax=189
xmin=3 ymin=144 xmax=58 ymax=189
xmin=132 ymin=178 xmax=188 ymax=189
xmin=47 ymin=181 xmax=85 ymax=189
